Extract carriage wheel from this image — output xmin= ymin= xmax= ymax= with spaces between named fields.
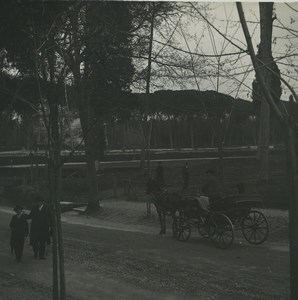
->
xmin=209 ymin=214 xmax=234 ymax=249
xmin=176 ymin=221 xmax=191 ymax=242
xmin=198 ymin=216 xmax=209 ymax=239
xmin=241 ymin=210 xmax=269 ymax=245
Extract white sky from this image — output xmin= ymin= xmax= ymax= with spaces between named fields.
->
xmin=143 ymin=1 xmax=298 ymax=102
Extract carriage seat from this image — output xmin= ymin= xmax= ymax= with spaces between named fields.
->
xmin=194 ymin=196 xmax=210 ymax=212
xmin=180 ymin=196 xmax=209 ymax=218
xmin=186 ymin=195 xmax=220 ymax=213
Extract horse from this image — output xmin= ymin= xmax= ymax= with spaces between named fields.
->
xmin=146 ymin=178 xmax=185 ymax=235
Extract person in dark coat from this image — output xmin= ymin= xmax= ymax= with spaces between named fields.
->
xmin=201 ymin=168 xmax=221 ymax=202
xmin=27 ymin=197 xmax=51 ymax=260
xmin=194 ymin=169 xmax=221 ymax=212
xmin=182 ymin=162 xmax=189 ymax=191
xmin=10 ymin=205 xmax=29 ymax=262
xmin=156 ymin=161 xmax=165 ymax=188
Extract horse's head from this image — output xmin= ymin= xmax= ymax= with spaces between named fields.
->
xmin=146 ymin=177 xmax=162 ymax=195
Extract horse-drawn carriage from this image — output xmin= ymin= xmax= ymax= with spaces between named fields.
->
xmin=173 ymin=194 xmax=269 ymax=249
xmin=146 ymin=178 xmax=269 ymax=249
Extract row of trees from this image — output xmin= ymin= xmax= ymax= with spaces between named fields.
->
xmin=1 ymin=87 xmax=292 ymax=151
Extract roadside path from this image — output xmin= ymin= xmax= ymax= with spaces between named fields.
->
xmin=0 ymin=210 xmax=182 ymax=300
xmin=0 ymin=204 xmax=289 ymax=251
xmin=0 ymin=205 xmax=290 ymax=300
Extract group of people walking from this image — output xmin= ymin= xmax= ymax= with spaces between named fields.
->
xmin=10 ymin=197 xmax=51 ymax=262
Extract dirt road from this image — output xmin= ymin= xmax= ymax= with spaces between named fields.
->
xmin=0 ymin=208 xmax=289 ymax=300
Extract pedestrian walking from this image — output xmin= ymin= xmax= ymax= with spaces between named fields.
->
xmin=182 ymin=162 xmax=189 ymax=190
xmin=156 ymin=161 xmax=165 ymax=188
xmin=27 ymin=196 xmax=52 ymax=260
xmin=10 ymin=205 xmax=29 ymax=262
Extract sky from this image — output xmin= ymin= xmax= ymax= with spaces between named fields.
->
xmin=143 ymin=1 xmax=298 ymax=102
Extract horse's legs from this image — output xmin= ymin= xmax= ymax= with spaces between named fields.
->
xmin=171 ymin=213 xmax=178 ymax=238
xmin=157 ymin=209 xmax=164 ymax=235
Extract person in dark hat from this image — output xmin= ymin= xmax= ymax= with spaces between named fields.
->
xmin=182 ymin=162 xmax=189 ymax=191
xmin=27 ymin=197 xmax=52 ymax=260
xmin=197 ymin=168 xmax=221 ymax=210
xmin=201 ymin=169 xmax=221 ymax=199
xmin=10 ymin=205 xmax=29 ymax=262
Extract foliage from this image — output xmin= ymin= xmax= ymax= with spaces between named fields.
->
xmin=83 ymin=2 xmax=135 ymax=113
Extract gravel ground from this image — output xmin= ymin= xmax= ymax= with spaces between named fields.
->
xmin=0 ymin=199 xmax=290 ymax=300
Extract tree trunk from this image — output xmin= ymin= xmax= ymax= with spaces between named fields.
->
xmin=70 ymin=8 xmax=100 ymax=212
xmin=257 ymin=96 xmax=270 ymax=180
xmin=189 ymin=115 xmax=194 ymax=148
xmin=237 ymin=3 xmax=298 ymax=298
xmin=72 ymin=72 xmax=100 ymax=211
xmin=48 ymin=85 xmax=65 ymax=300
xmin=256 ymin=3 xmax=274 ymax=182
xmin=40 ymin=30 xmax=66 ymax=299
xmin=139 ymin=121 xmax=146 ymax=170
xmin=215 ymin=115 xmax=224 ymax=196
xmin=285 ymin=125 xmax=298 ymax=300
xmin=50 ymin=161 xmax=61 ymax=300
xmin=144 ymin=2 xmax=155 ymax=179
xmin=78 ymin=107 xmax=100 ymax=211
xmin=169 ymin=118 xmax=173 ymax=149
xmin=48 ymin=158 xmax=59 ymax=300
xmin=140 ymin=146 xmax=146 ymax=169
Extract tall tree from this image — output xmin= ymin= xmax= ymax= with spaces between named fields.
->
xmin=56 ymin=1 xmax=134 ymax=211
xmin=237 ymin=3 xmax=298 ymax=299
xmin=252 ymin=2 xmax=282 ymax=181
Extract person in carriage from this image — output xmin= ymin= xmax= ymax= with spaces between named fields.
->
xmin=195 ymin=168 xmax=221 ymax=212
